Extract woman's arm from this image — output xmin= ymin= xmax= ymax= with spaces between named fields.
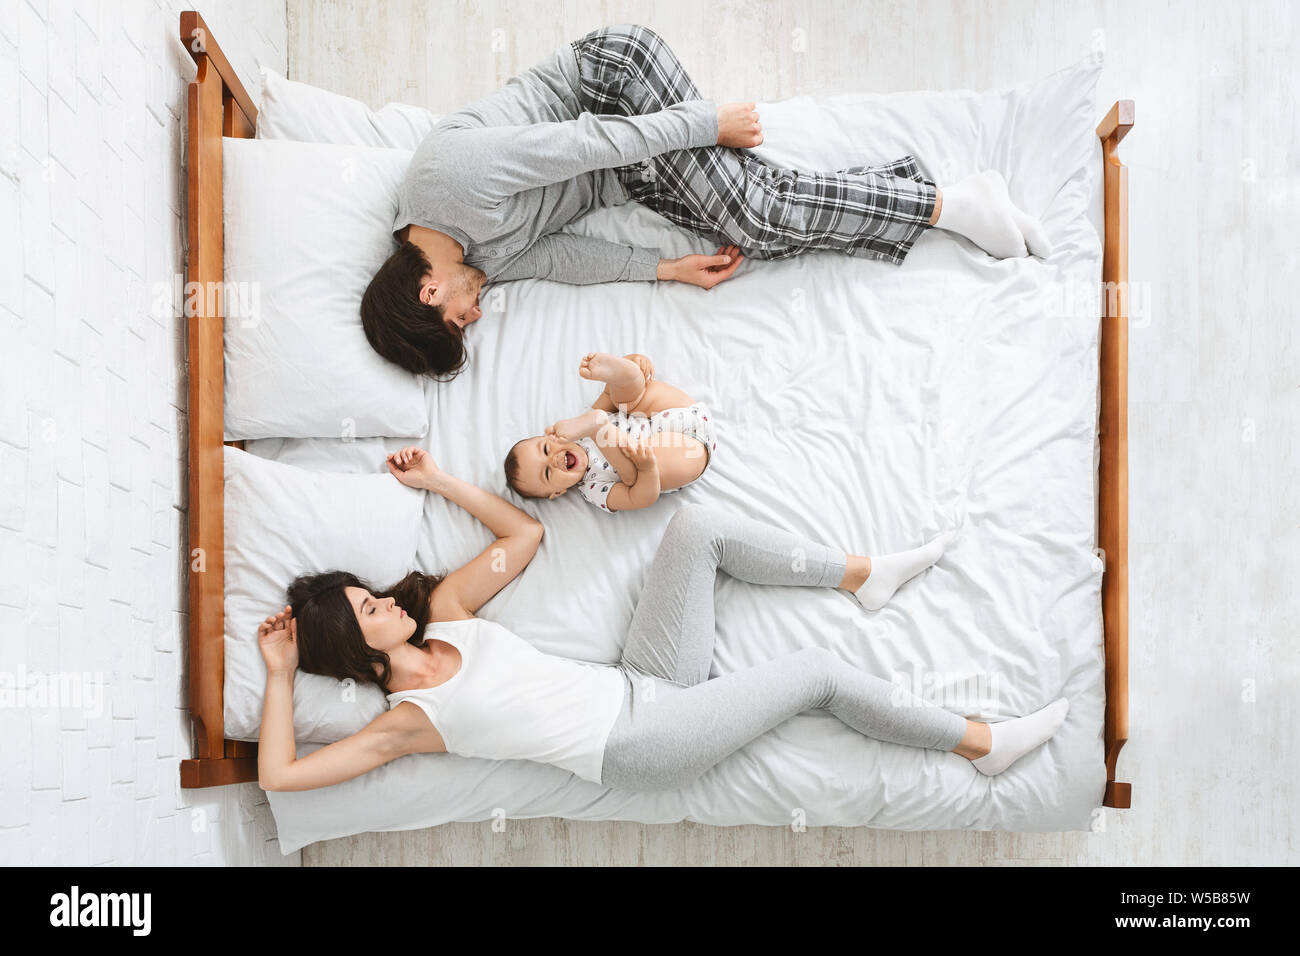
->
xmin=387 ymin=447 xmax=544 ymax=618
xmin=256 ymin=607 xmax=443 ymax=792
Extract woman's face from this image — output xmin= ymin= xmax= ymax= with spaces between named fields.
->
xmin=344 ymin=586 xmax=418 ymax=651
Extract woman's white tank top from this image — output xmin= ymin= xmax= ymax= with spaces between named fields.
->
xmin=386 ymin=617 xmax=627 ymax=785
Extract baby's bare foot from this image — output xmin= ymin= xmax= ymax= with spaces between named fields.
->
xmin=578 ymin=351 xmax=634 ymax=384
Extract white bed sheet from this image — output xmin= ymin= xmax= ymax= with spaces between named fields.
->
xmin=255 ymin=58 xmax=1108 ymax=852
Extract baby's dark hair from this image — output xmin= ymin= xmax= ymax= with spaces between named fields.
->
xmin=504 ymin=439 xmax=542 ymax=499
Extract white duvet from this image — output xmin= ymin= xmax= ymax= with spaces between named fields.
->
xmin=251 ymin=55 xmax=1109 ymax=852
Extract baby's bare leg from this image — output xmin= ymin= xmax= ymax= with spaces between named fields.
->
xmin=635 ymin=380 xmax=696 ymax=416
xmin=647 ymin=433 xmax=709 ymax=490
xmin=581 ymin=352 xmax=647 ymax=409
xmin=596 ymin=380 xmax=696 ymax=416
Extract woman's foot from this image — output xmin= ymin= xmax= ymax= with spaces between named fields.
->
xmin=933 ymin=170 xmax=1032 ymax=259
xmin=967 ymin=698 xmax=1070 ymax=776
xmin=847 ymin=529 xmax=955 ymax=611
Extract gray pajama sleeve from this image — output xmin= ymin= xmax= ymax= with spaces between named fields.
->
xmin=436 ymin=104 xmax=718 ymax=202
xmin=491 ymin=233 xmax=662 ymax=284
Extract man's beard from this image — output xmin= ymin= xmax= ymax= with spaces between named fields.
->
xmin=460 ymin=264 xmax=486 ymax=295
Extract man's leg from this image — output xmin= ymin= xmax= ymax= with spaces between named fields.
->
xmin=570 ymin=24 xmax=938 ymax=265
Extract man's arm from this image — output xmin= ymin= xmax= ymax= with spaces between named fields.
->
xmin=493 ymin=233 xmax=747 ymax=287
xmin=442 ymin=103 xmax=718 ymax=201
xmin=493 ymin=232 xmax=662 ymax=284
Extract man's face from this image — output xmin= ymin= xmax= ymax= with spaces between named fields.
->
xmin=421 ymin=264 xmax=486 ymax=330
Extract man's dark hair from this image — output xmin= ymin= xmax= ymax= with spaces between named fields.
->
xmin=361 ymin=241 xmax=467 ymax=379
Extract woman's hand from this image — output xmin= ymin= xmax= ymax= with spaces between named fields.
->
xmin=258 ymin=605 xmax=299 ymax=675
xmin=387 ymin=446 xmax=442 ymax=491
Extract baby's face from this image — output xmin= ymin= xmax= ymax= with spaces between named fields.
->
xmin=514 ymin=435 xmax=589 ymax=499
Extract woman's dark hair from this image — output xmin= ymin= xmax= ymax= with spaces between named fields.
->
xmin=287 ymin=569 xmax=445 ymax=691
xmin=360 ymin=241 xmax=467 ymax=380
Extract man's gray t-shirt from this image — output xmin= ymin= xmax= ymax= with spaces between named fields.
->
xmin=392 ymin=42 xmax=718 ymax=284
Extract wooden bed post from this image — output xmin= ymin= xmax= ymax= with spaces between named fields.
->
xmin=1096 ymin=100 xmax=1134 ymax=810
xmin=179 ymin=11 xmax=259 ymax=788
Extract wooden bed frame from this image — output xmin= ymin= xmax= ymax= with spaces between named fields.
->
xmin=176 ymin=11 xmax=1134 ymax=809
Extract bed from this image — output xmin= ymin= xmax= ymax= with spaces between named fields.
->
xmin=176 ymin=11 xmax=1133 ymax=853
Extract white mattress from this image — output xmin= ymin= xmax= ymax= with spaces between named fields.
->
xmin=255 ymin=60 xmax=1108 ymax=852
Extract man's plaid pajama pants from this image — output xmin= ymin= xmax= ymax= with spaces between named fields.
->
xmin=570 ymin=24 xmax=938 ymax=265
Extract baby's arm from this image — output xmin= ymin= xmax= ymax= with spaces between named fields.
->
xmin=550 ymin=408 xmax=639 ymax=485
xmin=548 ymin=408 xmax=609 ymax=443
xmin=603 ymin=436 xmax=661 ymax=512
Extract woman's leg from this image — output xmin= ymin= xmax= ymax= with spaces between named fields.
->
xmin=619 ymin=503 xmax=952 ymax=683
xmin=603 ymin=645 xmax=969 ymax=791
xmin=570 ymin=24 xmax=937 ymax=265
xmin=618 ymin=503 xmax=848 ymax=687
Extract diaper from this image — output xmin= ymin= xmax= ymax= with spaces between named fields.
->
xmin=574 ymin=403 xmax=716 ymax=513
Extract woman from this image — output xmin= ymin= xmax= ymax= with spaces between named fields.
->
xmin=256 ymin=446 xmax=1069 ymax=793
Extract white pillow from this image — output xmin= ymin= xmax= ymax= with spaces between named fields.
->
xmin=256 ymin=67 xmax=438 ymax=150
xmin=222 ymin=446 xmax=424 ymax=742
xmin=222 ymin=136 xmax=429 ymax=440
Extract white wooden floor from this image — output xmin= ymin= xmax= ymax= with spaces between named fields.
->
xmin=287 ymin=0 xmax=1299 ymax=866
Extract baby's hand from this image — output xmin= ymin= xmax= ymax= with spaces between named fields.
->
xmin=624 ymin=353 xmax=655 ymax=385
xmin=616 ymin=432 xmax=658 ymax=472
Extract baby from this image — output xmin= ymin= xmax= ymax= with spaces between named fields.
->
xmin=505 ymin=352 xmax=716 ymax=513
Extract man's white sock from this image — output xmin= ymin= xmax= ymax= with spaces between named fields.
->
xmin=934 ymin=170 xmax=1028 ymax=259
xmin=853 ymin=530 xmax=954 ymax=611
xmin=971 ymin=698 xmax=1070 ymax=776
xmin=1011 ymin=205 xmax=1054 ymax=258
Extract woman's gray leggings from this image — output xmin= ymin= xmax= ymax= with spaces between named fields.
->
xmin=600 ymin=503 xmax=969 ymax=791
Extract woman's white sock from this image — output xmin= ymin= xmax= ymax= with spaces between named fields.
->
xmin=853 ymin=530 xmax=954 ymax=611
xmin=971 ymin=698 xmax=1070 ymax=776
xmin=934 ymin=170 xmax=1029 ymax=259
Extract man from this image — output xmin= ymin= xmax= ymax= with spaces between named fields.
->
xmin=362 ymin=24 xmax=1049 ymax=379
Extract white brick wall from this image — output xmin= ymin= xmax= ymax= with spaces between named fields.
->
xmin=1 ymin=0 xmax=293 ymax=865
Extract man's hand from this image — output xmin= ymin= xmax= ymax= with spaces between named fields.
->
xmin=717 ymin=102 xmax=763 ymax=149
xmin=657 ymin=245 xmax=746 ymax=290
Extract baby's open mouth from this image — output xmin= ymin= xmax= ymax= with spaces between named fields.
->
xmin=564 ymin=450 xmax=577 ymax=470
